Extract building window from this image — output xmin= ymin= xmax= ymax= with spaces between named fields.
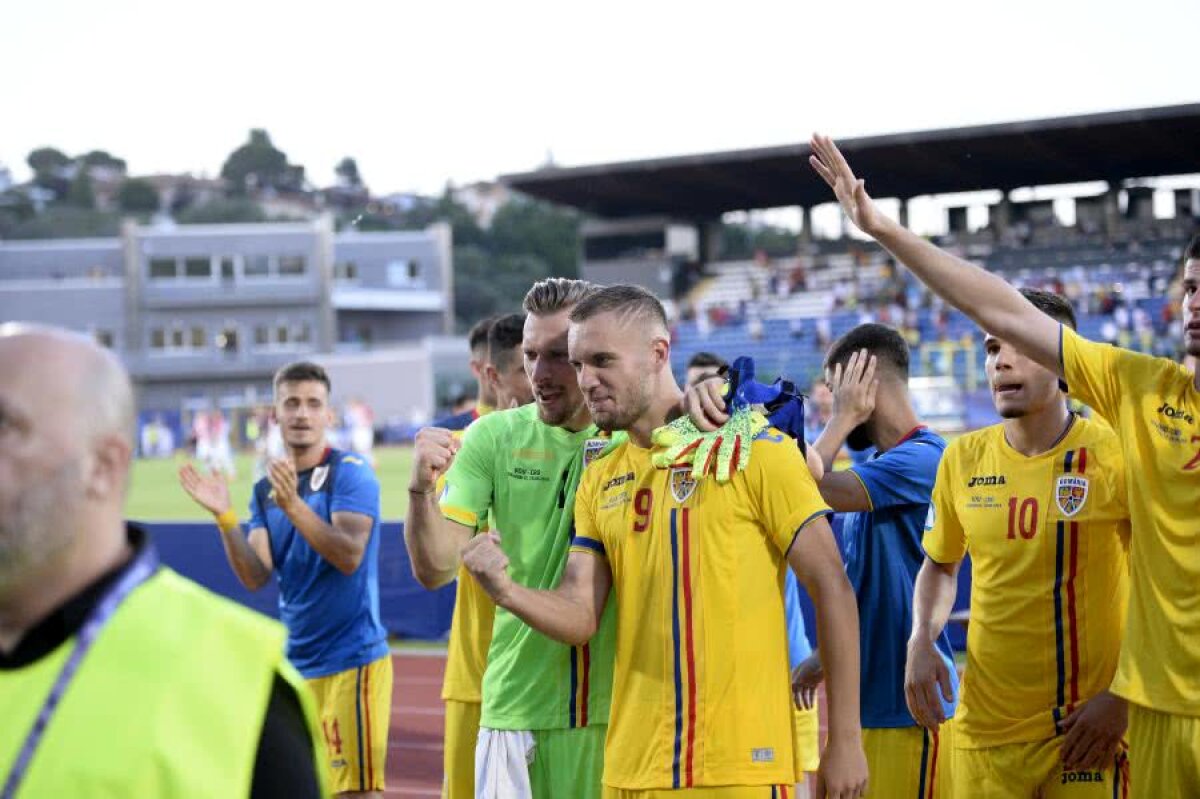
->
xmin=219 ymin=256 xmax=236 ymax=281
xmin=149 ymin=258 xmax=176 ymax=279
xmin=217 ymin=325 xmax=239 ymax=355
xmin=244 ymin=255 xmax=270 ymax=278
xmin=254 ymin=325 xmax=270 ymax=347
xmin=170 ymin=328 xmax=185 ymax=349
xmin=408 ymin=260 xmax=420 ymax=280
xmin=278 ymin=255 xmax=306 ymax=277
xmin=190 ymin=326 xmax=206 ymax=349
xmin=294 ymin=323 xmax=311 ymax=345
xmin=335 ymin=261 xmax=358 ymax=281
xmin=276 ymin=324 xmax=290 ymax=346
xmin=183 ymin=257 xmax=211 ymax=279
xmin=150 ymin=329 xmax=166 ymax=349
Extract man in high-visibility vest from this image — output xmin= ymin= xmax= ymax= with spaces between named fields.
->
xmin=0 ymin=323 xmax=327 ymax=799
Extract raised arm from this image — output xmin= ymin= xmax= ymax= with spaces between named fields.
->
xmin=178 ymin=463 xmax=273 ymax=590
xmin=463 ymin=534 xmax=611 ymax=646
xmin=812 ymin=349 xmax=876 ymax=512
xmin=788 ymin=515 xmax=869 ymax=798
xmin=905 ymin=556 xmax=960 ymax=730
xmin=405 ymin=427 xmax=475 ymax=588
xmin=809 ymin=133 xmax=1062 ymax=376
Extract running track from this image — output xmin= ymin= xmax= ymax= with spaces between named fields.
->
xmin=386 ymin=652 xmax=824 ymax=798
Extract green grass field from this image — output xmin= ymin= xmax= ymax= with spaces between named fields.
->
xmin=127 ymin=446 xmax=416 ymax=521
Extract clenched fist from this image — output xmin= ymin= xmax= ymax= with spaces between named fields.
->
xmin=461 ymin=532 xmax=513 ymax=605
xmin=410 ymin=427 xmax=461 ymax=493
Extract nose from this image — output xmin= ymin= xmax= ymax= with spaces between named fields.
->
xmin=576 ymin=364 xmax=599 ymax=391
xmin=530 ymin=357 xmax=552 ymax=384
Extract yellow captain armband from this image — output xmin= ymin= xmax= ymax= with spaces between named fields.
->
xmin=215 ymin=509 xmax=240 ymax=534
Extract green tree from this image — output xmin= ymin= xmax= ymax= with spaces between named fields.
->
xmin=27 ymin=147 xmax=71 ymax=197
xmin=66 ymin=169 xmax=95 ymax=209
xmin=220 ymin=129 xmax=304 ymax=195
xmin=1 ymin=207 xmax=120 ymax=239
xmin=177 ymin=198 xmax=267 ymax=224
xmin=490 ymin=198 xmax=579 ymax=277
xmin=27 ymin=147 xmax=71 ymax=176
xmin=117 ymin=179 xmax=160 ymax=213
xmin=78 ymin=150 xmax=127 ymax=173
xmin=335 ymin=157 xmax=362 ymax=187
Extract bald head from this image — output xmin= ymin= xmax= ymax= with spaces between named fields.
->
xmin=0 ymin=323 xmax=135 ymax=447
xmin=0 ymin=324 xmax=137 ymax=620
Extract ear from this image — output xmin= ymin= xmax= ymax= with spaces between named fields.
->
xmin=85 ymin=435 xmax=133 ymax=502
xmin=468 ymin=357 xmax=484 ymax=380
xmin=483 ymin=363 xmax=500 ymax=390
xmin=650 ymin=336 xmax=671 ymax=369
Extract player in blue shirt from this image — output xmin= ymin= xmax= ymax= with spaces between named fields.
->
xmin=179 ymin=361 xmax=390 ymax=798
xmin=799 ymin=324 xmax=958 ymax=798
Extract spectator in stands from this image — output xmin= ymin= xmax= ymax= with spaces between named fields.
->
xmin=685 ymin=351 xmax=728 ymax=387
xmin=0 ymin=324 xmax=327 ymax=798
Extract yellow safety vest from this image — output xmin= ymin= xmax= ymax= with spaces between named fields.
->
xmin=0 ymin=568 xmax=329 ymax=797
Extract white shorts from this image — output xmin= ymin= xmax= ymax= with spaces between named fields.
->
xmin=474 ymin=727 xmax=535 ymax=799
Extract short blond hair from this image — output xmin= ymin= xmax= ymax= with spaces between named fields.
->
xmin=522 ymin=278 xmax=599 ymax=317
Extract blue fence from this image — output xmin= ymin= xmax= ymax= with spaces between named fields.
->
xmin=143 ymin=518 xmax=972 ymax=650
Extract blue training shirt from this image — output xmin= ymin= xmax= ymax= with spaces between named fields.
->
xmin=785 ymin=569 xmax=813 ymax=668
xmin=839 ymin=426 xmax=958 ymax=728
xmin=249 ymin=446 xmax=389 ymax=678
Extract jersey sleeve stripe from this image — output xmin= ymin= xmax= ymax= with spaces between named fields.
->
xmin=570 ymin=536 xmax=606 ymax=556
xmin=848 ymin=469 xmax=875 ymax=511
xmin=441 ymin=505 xmax=478 ymax=527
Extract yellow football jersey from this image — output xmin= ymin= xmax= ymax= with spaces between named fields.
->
xmin=440 ymin=428 xmax=496 ymax=703
xmin=923 ymin=417 xmax=1130 ymax=749
xmin=1060 ymin=326 xmax=1200 ymax=715
xmin=570 ymin=430 xmax=832 ymax=791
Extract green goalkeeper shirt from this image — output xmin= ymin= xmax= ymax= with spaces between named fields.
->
xmin=440 ymin=403 xmax=619 ymax=730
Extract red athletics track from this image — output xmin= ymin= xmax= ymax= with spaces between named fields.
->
xmin=386 ymin=652 xmax=825 ymax=798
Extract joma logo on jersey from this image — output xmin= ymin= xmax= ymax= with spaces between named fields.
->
xmin=1157 ymin=401 xmax=1195 ymax=425
xmin=1060 ymin=770 xmax=1104 ymax=785
xmin=602 ymin=472 xmax=635 ymax=491
xmin=968 ymin=475 xmax=1007 ymax=487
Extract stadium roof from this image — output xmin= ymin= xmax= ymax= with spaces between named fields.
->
xmin=501 ymin=103 xmax=1200 ymax=219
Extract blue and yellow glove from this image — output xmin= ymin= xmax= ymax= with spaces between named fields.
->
xmin=652 ymin=356 xmax=807 ymax=482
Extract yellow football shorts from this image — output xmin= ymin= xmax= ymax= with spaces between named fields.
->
xmin=443 ymin=699 xmax=481 ymax=798
xmin=793 ymin=703 xmax=820 ymax=778
xmin=605 ymin=785 xmax=798 ymax=798
xmin=307 ymin=654 xmax=393 ymax=794
xmin=951 ymin=735 xmax=1128 ymax=798
xmin=1128 ymin=703 xmax=1197 ymax=798
xmin=862 ymin=724 xmax=948 ymax=799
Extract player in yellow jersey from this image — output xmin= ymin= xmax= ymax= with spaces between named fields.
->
xmin=407 ymin=313 xmax=534 ymax=799
xmin=905 ymin=289 xmax=1131 ymax=797
xmin=463 ymin=285 xmax=869 ymax=799
xmin=809 ymin=134 xmax=1200 ymax=797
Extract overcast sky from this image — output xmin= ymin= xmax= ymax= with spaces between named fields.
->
xmin=4 ymin=0 xmax=1198 ymax=231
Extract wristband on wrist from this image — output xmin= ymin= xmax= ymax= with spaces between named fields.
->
xmin=215 ymin=509 xmax=240 ymax=533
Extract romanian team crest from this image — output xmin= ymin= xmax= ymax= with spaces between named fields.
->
xmin=669 ymin=466 xmax=697 ymax=504
xmin=1055 ymin=475 xmax=1089 ymax=517
xmin=583 ymin=438 xmax=608 ymax=469
xmin=310 ymin=464 xmax=329 ymax=492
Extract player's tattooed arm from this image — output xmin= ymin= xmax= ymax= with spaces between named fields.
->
xmin=809 ymin=132 xmax=1062 ymax=378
